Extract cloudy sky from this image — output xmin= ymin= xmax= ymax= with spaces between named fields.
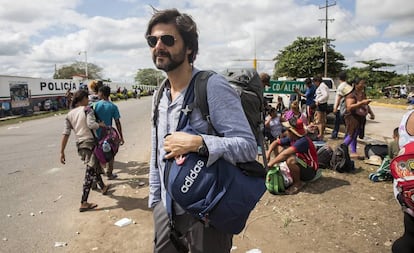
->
xmin=1 ymin=0 xmax=414 ymax=83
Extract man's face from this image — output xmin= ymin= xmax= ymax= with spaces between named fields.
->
xmin=149 ymin=23 xmax=191 ymax=72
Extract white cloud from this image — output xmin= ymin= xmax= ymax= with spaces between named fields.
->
xmin=356 ymin=0 xmax=414 ymax=38
xmin=354 ymin=41 xmax=414 ymax=65
xmin=0 ymin=0 xmax=413 ymax=80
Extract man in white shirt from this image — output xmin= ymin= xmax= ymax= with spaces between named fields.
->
xmin=313 ymin=76 xmax=329 ymax=140
xmin=331 ymin=71 xmax=349 ymax=139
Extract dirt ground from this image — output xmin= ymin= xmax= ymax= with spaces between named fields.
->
xmin=66 ymin=137 xmax=403 ymax=253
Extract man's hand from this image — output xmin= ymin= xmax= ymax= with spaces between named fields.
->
xmin=164 ymin=132 xmax=202 ymax=160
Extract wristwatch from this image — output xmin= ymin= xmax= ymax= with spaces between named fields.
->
xmin=197 ymin=141 xmax=209 ymax=157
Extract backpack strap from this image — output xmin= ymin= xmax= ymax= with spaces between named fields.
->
xmin=194 ymin=70 xmax=220 ymax=136
xmin=152 ymin=79 xmax=168 ymax=127
xmin=84 ymin=105 xmax=99 ymax=144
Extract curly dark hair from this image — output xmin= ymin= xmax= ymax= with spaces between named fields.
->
xmin=71 ymin=89 xmax=89 ymax=108
xmin=145 ymin=8 xmax=198 ymax=63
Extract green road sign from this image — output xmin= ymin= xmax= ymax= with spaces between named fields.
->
xmin=265 ymin=80 xmax=306 ymax=94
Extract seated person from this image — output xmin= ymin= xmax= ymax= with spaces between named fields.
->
xmin=275 ymin=96 xmax=286 ymax=114
xmin=266 ymin=118 xmax=318 ymax=194
xmin=264 ymin=107 xmax=283 ymax=143
xmin=282 ymin=100 xmax=308 ymax=125
xmin=388 ymin=127 xmax=400 ymax=159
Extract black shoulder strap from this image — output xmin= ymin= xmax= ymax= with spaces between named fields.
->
xmin=152 ymin=79 xmax=168 ymax=127
xmin=194 ymin=70 xmax=218 ymax=135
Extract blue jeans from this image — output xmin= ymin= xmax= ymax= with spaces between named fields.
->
xmin=331 ymin=111 xmax=342 ymax=138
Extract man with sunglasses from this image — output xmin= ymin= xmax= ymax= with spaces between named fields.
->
xmin=146 ymin=8 xmax=257 ymax=253
xmin=266 ymin=118 xmax=319 ymax=194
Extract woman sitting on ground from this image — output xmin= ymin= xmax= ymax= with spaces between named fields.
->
xmin=264 ymin=107 xmax=283 ymax=143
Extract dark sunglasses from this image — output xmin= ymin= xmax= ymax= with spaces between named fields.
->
xmin=146 ymin=35 xmax=176 ymax=48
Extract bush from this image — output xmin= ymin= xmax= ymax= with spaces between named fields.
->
xmin=366 ymin=87 xmax=382 ymax=99
xmin=110 ymin=94 xmax=118 ymax=101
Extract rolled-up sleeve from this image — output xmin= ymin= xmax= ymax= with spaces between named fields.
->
xmin=62 ymin=116 xmax=72 ymax=135
xmin=200 ymin=74 xmax=257 ymax=167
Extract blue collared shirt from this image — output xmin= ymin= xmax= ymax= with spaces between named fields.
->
xmin=148 ymin=68 xmax=257 ymax=209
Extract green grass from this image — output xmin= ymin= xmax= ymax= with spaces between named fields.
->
xmin=372 ymin=97 xmax=409 ymax=105
xmin=0 ymin=110 xmax=68 ymax=127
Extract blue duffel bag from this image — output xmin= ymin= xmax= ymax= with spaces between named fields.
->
xmin=165 ymin=150 xmax=266 ymax=234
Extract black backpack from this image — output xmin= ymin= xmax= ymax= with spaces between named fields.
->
xmin=364 ymin=144 xmax=388 ymax=159
xmin=330 ymin=143 xmax=355 ymax=173
xmin=317 ymin=145 xmax=334 ymax=169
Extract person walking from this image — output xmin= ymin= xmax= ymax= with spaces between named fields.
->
xmin=313 ymin=76 xmax=330 ymax=140
xmin=64 ymin=88 xmax=73 ymax=109
xmin=146 ymin=8 xmax=257 ymax=253
xmin=94 ymin=86 xmax=125 ymax=180
xmin=331 ymin=71 xmax=352 ymax=139
xmin=59 ymin=90 xmax=110 ymax=212
xmin=343 ymin=77 xmax=375 ymax=158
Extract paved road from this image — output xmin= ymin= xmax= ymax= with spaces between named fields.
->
xmin=0 ymin=97 xmax=152 ymax=252
xmin=0 ymin=97 xmax=410 ymax=252
xmin=363 ymin=105 xmax=408 ymax=143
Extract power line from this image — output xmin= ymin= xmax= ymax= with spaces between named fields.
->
xmin=319 ymin=0 xmax=336 ymax=77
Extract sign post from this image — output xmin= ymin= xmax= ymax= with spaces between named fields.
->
xmin=265 ymin=80 xmax=306 ymax=94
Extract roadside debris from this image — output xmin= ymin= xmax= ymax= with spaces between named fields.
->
xmin=114 ymin=218 xmax=132 ymax=227
xmin=53 ymin=195 xmax=62 ymax=202
xmin=54 ymin=242 xmax=67 ymax=247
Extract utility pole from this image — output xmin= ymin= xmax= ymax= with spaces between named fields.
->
xmin=79 ymin=51 xmax=88 ymax=79
xmin=233 ymin=38 xmax=273 ymax=71
xmin=319 ymin=0 xmax=336 ymax=77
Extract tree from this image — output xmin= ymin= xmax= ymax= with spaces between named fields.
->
xmin=273 ymin=37 xmax=346 ymax=78
xmin=347 ymin=59 xmax=397 ymax=87
xmin=53 ymin=62 xmax=103 ymax=79
xmin=135 ymin=68 xmax=165 ymax=86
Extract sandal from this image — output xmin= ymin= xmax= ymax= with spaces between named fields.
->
xmin=102 ymin=184 xmax=111 ymax=195
xmin=285 ymin=183 xmax=305 ymax=195
xmin=79 ymin=202 xmax=98 ymax=212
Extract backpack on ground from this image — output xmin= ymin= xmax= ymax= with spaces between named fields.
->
xmin=94 ymin=126 xmax=121 ymax=164
xmin=369 ymin=156 xmax=392 ymax=182
xmin=317 ymin=145 xmax=334 ymax=169
xmin=154 ymin=70 xmax=266 ymax=235
xmin=364 ymin=144 xmax=388 ymax=159
xmin=330 ymin=143 xmax=355 ymax=173
xmin=266 ymin=162 xmax=293 ymax=194
xmin=266 ymin=165 xmax=285 ymax=194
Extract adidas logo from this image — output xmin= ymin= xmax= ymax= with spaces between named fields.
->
xmin=181 ymin=159 xmax=205 ymax=193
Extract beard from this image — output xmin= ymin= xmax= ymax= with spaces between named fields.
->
xmin=152 ymin=48 xmax=187 ymax=72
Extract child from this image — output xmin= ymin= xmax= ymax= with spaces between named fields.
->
xmin=389 ymin=127 xmax=400 ymax=159
xmin=265 ymin=107 xmax=283 ymax=143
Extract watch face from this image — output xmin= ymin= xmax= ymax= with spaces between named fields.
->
xmin=198 ymin=145 xmax=208 ymax=157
